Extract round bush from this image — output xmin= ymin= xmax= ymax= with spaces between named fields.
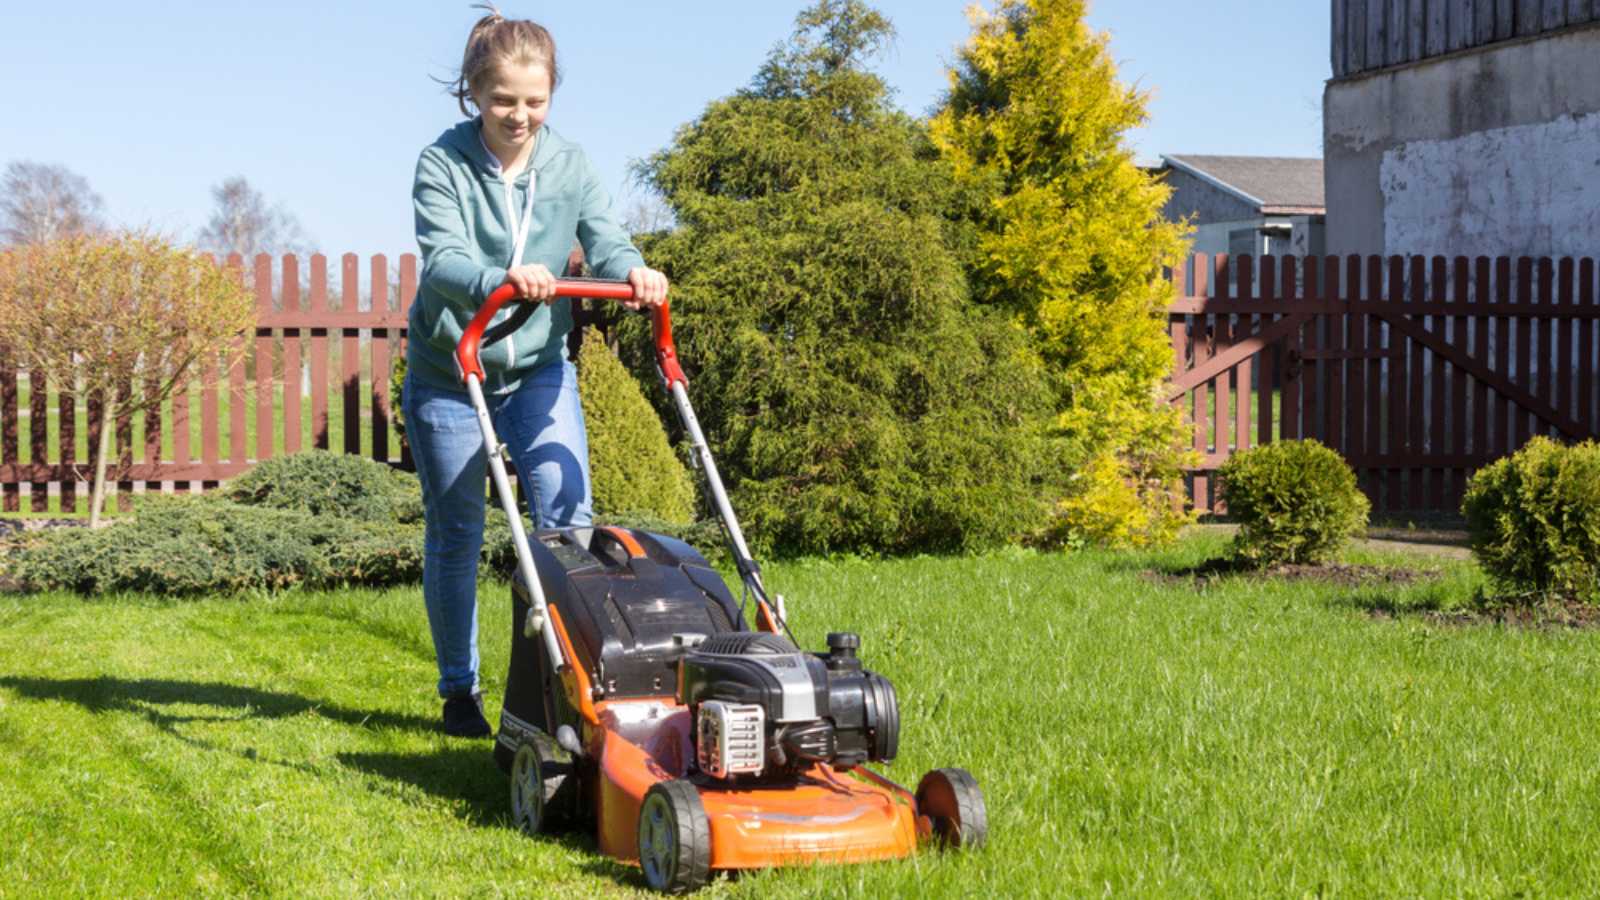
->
xmin=1218 ymin=439 xmax=1369 ymax=566
xmin=226 ymin=450 xmax=421 ymax=523
xmin=1463 ymin=436 xmax=1600 ymax=603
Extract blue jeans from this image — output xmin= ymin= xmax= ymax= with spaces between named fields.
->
xmin=402 ymin=360 xmax=593 ymax=698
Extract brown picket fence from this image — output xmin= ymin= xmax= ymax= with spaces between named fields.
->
xmin=5 ymin=251 xmax=1599 ymax=518
xmin=1169 ymin=253 xmax=1600 ymax=515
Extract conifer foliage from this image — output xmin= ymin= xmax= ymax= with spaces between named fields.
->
xmin=932 ymin=0 xmax=1194 ymax=548
xmin=576 ymin=329 xmax=697 ymax=524
xmin=627 ymin=0 xmax=1055 ymax=555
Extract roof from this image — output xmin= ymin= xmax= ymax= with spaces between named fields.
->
xmin=1160 ymin=155 xmax=1325 ymax=214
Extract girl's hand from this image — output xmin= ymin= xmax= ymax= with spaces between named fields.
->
xmin=507 ymin=264 xmax=558 ymax=304
xmin=626 ymin=267 xmax=669 ymax=310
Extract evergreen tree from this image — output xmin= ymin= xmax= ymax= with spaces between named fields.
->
xmin=625 ymin=0 xmax=1055 ymax=555
xmin=931 ymin=0 xmax=1195 ymax=548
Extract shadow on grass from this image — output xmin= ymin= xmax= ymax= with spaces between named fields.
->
xmin=0 ymin=675 xmax=437 ymax=733
xmin=1324 ymin=588 xmax=1449 ymax=618
xmin=335 ymin=747 xmax=616 ymax=871
xmin=337 ymin=747 xmax=508 ymax=827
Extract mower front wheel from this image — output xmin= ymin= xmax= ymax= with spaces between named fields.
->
xmin=637 ymin=780 xmax=711 ymax=893
xmin=510 ymin=731 xmax=572 ymax=834
xmin=916 ymin=767 xmax=988 ymax=850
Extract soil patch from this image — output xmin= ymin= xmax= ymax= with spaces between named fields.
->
xmin=1145 ymin=557 xmax=1426 ymax=589
xmin=1414 ymin=597 xmax=1600 ymax=631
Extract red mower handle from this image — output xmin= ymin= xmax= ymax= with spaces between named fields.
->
xmin=455 ymin=278 xmax=686 ymax=389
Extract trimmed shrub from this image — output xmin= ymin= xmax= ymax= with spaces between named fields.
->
xmin=1463 ymin=436 xmax=1600 ymax=603
xmin=11 ymin=450 xmax=439 ymax=596
xmin=9 ymin=494 xmax=431 ymax=597
xmin=226 ymin=450 xmax=421 ymax=523
xmin=9 ymin=495 xmax=342 ymax=594
xmin=577 ymin=328 xmax=697 ymax=523
xmin=390 ymin=352 xmax=409 ymax=455
xmin=1218 ymin=440 xmax=1369 ymax=566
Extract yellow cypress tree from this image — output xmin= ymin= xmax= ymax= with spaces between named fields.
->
xmin=931 ymin=0 xmax=1195 ymax=548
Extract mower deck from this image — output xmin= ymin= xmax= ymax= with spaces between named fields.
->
xmin=590 ymin=699 xmax=919 ymax=870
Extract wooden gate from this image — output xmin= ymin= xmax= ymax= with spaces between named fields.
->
xmin=1168 ymin=254 xmax=1600 ymax=514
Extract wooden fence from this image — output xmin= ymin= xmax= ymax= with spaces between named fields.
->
xmin=1168 ymin=253 xmax=1600 ymax=514
xmin=5 ymin=251 xmax=1599 ymax=518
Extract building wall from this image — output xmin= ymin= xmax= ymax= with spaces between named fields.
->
xmin=1324 ymin=23 xmax=1600 ymax=257
xmin=1188 ymin=219 xmax=1326 ymax=259
xmin=1333 ymin=0 xmax=1600 ymax=79
xmin=1160 ymin=167 xmax=1258 ymax=226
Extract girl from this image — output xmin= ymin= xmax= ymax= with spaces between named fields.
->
xmin=404 ymin=7 xmax=668 ymax=736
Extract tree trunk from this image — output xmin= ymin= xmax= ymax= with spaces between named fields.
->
xmin=88 ymin=387 xmax=116 ymax=527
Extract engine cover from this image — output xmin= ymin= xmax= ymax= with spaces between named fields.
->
xmin=678 ymin=632 xmax=829 ymax=723
xmin=678 ymin=631 xmax=898 ymax=777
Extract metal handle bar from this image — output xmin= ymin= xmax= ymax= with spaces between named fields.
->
xmin=454 ymin=278 xmax=686 ymax=389
xmin=451 ymin=275 xmax=790 ymax=679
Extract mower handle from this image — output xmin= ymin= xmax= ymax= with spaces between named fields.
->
xmin=454 ymin=277 xmax=686 ymax=389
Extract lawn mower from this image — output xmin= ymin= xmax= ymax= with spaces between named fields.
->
xmin=454 ymin=279 xmax=987 ymax=893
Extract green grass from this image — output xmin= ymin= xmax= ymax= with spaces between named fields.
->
xmin=3 ymin=534 xmax=1598 ymax=896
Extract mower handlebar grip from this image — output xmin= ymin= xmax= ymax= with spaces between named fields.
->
xmin=454 ymin=278 xmax=686 ymax=389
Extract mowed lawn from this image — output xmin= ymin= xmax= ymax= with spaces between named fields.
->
xmin=2 ymin=533 xmax=1598 ymax=896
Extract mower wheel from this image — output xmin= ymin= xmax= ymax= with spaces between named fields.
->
xmin=637 ymin=780 xmax=711 ymax=894
xmin=510 ymin=730 xmax=573 ymax=834
xmin=916 ymin=768 xmax=988 ymax=851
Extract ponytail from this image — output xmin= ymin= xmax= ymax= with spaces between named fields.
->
xmin=444 ymin=3 xmax=560 ymax=116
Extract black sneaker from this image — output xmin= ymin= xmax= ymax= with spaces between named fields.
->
xmin=442 ymin=692 xmax=492 ymax=737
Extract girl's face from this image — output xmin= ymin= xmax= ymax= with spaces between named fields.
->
xmin=472 ymin=60 xmax=552 ymax=156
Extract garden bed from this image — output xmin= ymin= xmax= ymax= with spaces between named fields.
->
xmin=1411 ymin=597 xmax=1600 ymax=630
xmin=1144 ymin=557 xmax=1428 ymax=589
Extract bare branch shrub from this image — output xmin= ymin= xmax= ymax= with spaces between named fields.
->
xmin=0 ymin=232 xmax=256 ymax=523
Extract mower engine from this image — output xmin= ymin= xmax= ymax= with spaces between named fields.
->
xmin=678 ymin=631 xmax=899 ymax=779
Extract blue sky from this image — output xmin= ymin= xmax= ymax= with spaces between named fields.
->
xmin=0 ymin=1 xmax=1330 ymax=259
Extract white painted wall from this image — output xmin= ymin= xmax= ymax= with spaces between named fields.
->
xmin=1324 ymin=25 xmax=1600 ymax=257
xmin=1380 ymin=112 xmax=1600 ymax=258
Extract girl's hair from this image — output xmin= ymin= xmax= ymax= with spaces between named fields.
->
xmin=447 ymin=4 xmax=560 ymax=117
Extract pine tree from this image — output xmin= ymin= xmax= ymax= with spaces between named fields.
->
xmin=931 ymin=0 xmax=1194 ymax=548
xmin=624 ymin=0 xmax=1055 ymax=555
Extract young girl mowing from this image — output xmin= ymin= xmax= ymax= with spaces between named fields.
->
xmin=404 ymin=7 xmax=668 ymax=736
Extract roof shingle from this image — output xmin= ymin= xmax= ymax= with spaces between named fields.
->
xmin=1162 ymin=155 xmax=1325 ymax=212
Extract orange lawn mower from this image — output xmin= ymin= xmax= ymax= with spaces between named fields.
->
xmin=453 ymin=279 xmax=987 ymax=893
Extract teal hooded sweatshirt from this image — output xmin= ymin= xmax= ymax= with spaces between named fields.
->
xmin=407 ymin=119 xmax=645 ymax=394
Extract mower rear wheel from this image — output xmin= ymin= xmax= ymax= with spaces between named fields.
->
xmin=916 ymin=767 xmax=988 ymax=850
xmin=510 ymin=731 xmax=572 ymax=834
xmin=637 ymin=780 xmax=711 ymax=894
